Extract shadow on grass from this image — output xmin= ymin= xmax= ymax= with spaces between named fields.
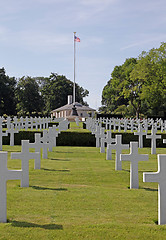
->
xmin=142 ymin=187 xmax=158 ymax=192
xmin=49 ymin=158 xmax=71 ymax=161
xmin=9 ymin=220 xmax=63 ymax=230
xmin=55 ymin=151 xmax=74 ymax=153
xmin=31 ymin=185 xmax=68 ymax=191
xmin=41 ymin=168 xmax=70 ymax=172
xmin=122 ymin=169 xmax=130 ymax=172
xmin=153 ymin=219 xmax=158 ymax=225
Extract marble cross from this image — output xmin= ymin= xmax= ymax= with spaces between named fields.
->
xmin=11 ymin=140 xmax=40 ymax=187
xmin=143 ymin=154 xmax=166 ymax=225
xmin=0 ymin=152 xmax=22 ymax=223
xmin=120 ymin=142 xmax=148 ymax=189
xmin=7 ymin=123 xmax=18 ymax=146
xmin=94 ymin=126 xmax=102 ymax=148
xmin=113 ymin=135 xmax=129 ymax=170
xmin=40 ymin=130 xmax=49 ymax=159
xmin=0 ymin=126 xmax=7 ymax=151
xmin=100 ymin=131 xmax=115 ymax=154
xmin=134 ymin=124 xmax=146 ymax=148
xmin=28 ymin=133 xmax=42 ymax=169
xmin=146 ymin=129 xmax=161 ymax=154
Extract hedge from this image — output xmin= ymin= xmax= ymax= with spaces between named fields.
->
xmin=2 ymin=130 xmax=166 ymax=147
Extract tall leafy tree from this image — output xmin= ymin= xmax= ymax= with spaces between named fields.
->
xmin=102 ymin=58 xmax=138 ymax=117
xmin=15 ymin=76 xmax=44 ymax=116
xmin=130 ymin=42 xmax=166 ymax=116
xmin=41 ymin=73 xmax=89 ymax=114
xmin=101 ymin=42 xmax=166 ymax=118
xmin=0 ymin=68 xmax=16 ymax=116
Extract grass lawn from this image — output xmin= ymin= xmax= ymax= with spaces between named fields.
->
xmin=0 ymin=144 xmax=166 ymax=239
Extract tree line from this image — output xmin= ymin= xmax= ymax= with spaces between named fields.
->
xmin=100 ymin=42 xmax=166 ymax=118
xmin=0 ymin=70 xmax=89 ymax=117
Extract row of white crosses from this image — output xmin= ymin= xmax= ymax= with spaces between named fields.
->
xmin=87 ymin=118 xmax=166 ymax=225
xmin=106 ymin=135 xmax=166 ymax=225
xmin=96 ymin=117 xmax=166 ymax=133
xmin=0 ymin=118 xmax=69 ymax=223
xmin=0 ymin=117 xmax=68 ymax=148
xmin=0 ymin=123 xmax=63 ymax=223
xmin=0 ymin=139 xmax=40 ymax=222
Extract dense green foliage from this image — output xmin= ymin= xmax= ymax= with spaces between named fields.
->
xmin=101 ymin=42 xmax=166 ymax=118
xmin=0 ymin=68 xmax=17 ymax=116
xmin=0 ymin=71 xmax=89 ymax=117
xmin=40 ymin=73 xmax=89 ymax=115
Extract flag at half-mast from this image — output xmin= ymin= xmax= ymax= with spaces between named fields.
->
xmin=74 ymin=35 xmax=80 ymax=42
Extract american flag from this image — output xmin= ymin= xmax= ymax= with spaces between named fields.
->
xmin=74 ymin=35 xmax=80 ymax=42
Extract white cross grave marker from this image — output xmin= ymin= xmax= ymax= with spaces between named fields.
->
xmin=0 ymin=126 xmax=7 ymax=151
xmin=11 ymin=140 xmax=40 ymax=187
xmin=7 ymin=123 xmax=18 ymax=146
xmin=40 ymin=130 xmax=49 ymax=159
xmin=120 ymin=142 xmax=148 ymax=189
xmin=113 ymin=135 xmax=129 ymax=170
xmin=100 ymin=130 xmax=115 ymax=153
xmin=146 ymin=129 xmax=161 ymax=154
xmin=0 ymin=152 xmax=22 ymax=223
xmin=143 ymin=154 xmax=166 ymax=225
xmin=28 ymin=133 xmax=43 ymax=169
xmin=134 ymin=124 xmax=146 ymax=148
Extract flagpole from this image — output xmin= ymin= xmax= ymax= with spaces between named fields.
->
xmin=73 ymin=32 xmax=76 ymax=104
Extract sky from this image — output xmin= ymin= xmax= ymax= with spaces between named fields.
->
xmin=0 ymin=0 xmax=166 ymax=110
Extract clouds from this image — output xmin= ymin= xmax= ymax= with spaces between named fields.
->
xmin=0 ymin=0 xmax=166 ymax=109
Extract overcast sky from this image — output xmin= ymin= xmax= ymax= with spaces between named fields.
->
xmin=1 ymin=0 xmax=166 ymax=109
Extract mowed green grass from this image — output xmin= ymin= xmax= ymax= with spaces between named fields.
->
xmin=0 ymin=145 xmax=166 ymax=239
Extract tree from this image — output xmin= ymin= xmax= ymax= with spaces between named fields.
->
xmin=101 ymin=58 xmax=138 ymax=117
xmin=101 ymin=42 xmax=166 ymax=118
xmin=130 ymin=42 xmax=166 ymax=116
xmin=0 ymin=68 xmax=16 ymax=116
xmin=15 ymin=76 xmax=44 ymax=116
xmin=41 ymin=73 xmax=89 ymax=114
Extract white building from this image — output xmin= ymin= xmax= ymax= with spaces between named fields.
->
xmin=51 ymin=95 xmax=96 ymax=118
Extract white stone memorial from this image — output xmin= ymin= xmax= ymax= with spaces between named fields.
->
xmin=0 ymin=152 xmax=22 ymax=223
xmin=120 ymin=142 xmax=148 ymax=189
xmin=146 ymin=129 xmax=161 ymax=154
xmin=134 ymin=124 xmax=146 ymax=148
xmin=0 ymin=126 xmax=7 ymax=151
xmin=40 ymin=130 xmax=49 ymax=159
xmin=113 ymin=135 xmax=129 ymax=170
xmin=11 ymin=140 xmax=40 ymax=187
xmin=143 ymin=154 xmax=166 ymax=225
xmin=7 ymin=123 xmax=18 ymax=146
xmin=28 ymin=133 xmax=42 ymax=169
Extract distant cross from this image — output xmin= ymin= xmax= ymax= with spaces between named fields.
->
xmin=28 ymin=133 xmax=43 ymax=169
xmin=7 ymin=123 xmax=18 ymax=146
xmin=100 ymin=130 xmax=115 ymax=154
xmin=0 ymin=152 xmax=22 ymax=223
xmin=120 ymin=142 xmax=148 ymax=189
xmin=128 ymin=119 xmax=136 ymax=133
xmin=6 ymin=117 xmax=11 ymax=129
xmin=106 ymin=135 xmax=129 ymax=169
xmin=48 ymin=127 xmax=55 ymax=152
xmin=134 ymin=124 xmax=146 ymax=148
xmin=94 ymin=126 xmax=102 ymax=148
xmin=114 ymin=135 xmax=129 ymax=170
xmin=146 ymin=128 xmax=161 ymax=154
xmin=0 ymin=126 xmax=7 ymax=151
xmin=143 ymin=154 xmax=166 ymax=225
xmin=40 ymin=130 xmax=49 ymax=159
xmin=123 ymin=119 xmax=128 ymax=132
xmin=11 ymin=140 xmax=40 ymax=187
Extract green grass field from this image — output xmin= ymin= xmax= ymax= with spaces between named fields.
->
xmin=1 ymin=144 xmax=166 ymax=239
